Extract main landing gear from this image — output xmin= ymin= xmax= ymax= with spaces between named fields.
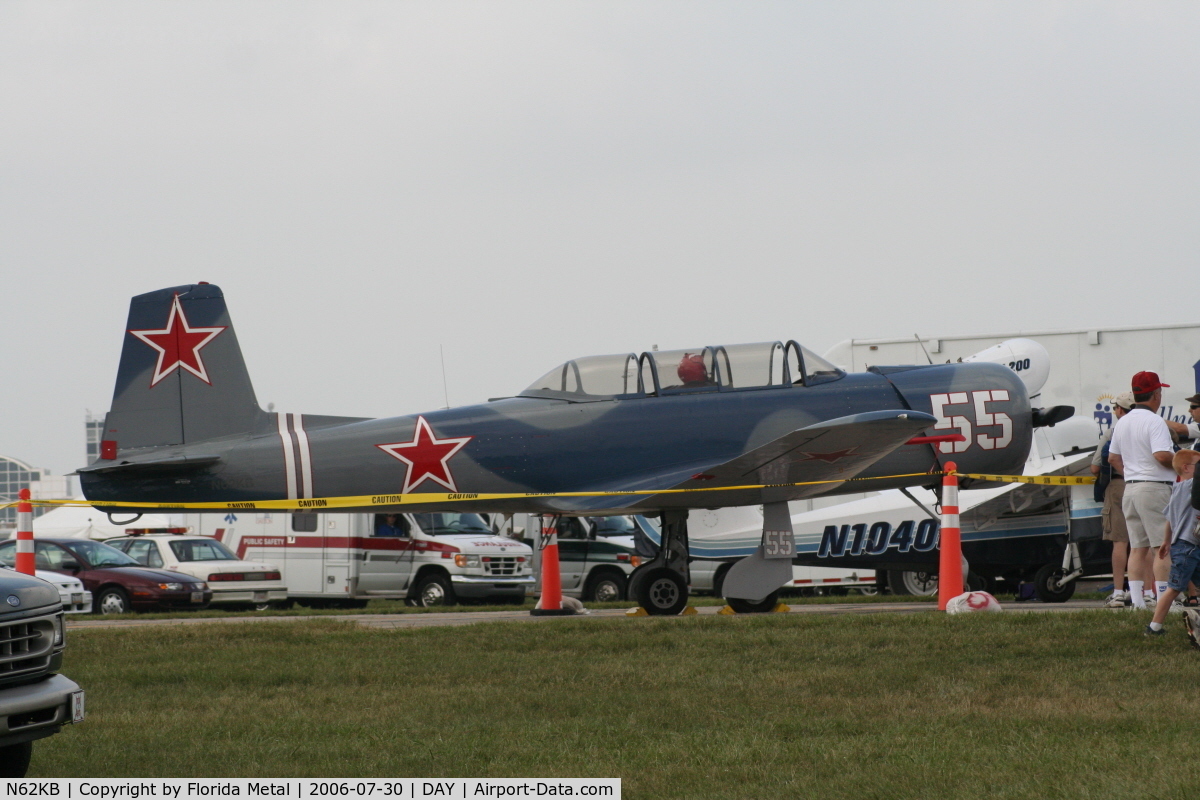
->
xmin=629 ymin=510 xmax=692 ymax=615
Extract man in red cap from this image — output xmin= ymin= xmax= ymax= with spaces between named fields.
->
xmin=1109 ymin=371 xmax=1176 ymax=610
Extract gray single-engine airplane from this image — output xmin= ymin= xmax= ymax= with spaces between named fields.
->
xmin=79 ymin=284 xmax=1068 ymax=614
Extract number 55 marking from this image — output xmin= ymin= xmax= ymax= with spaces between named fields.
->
xmin=929 ymin=390 xmax=1013 ymax=453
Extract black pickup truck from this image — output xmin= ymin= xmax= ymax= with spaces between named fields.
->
xmin=0 ymin=568 xmax=84 ymax=778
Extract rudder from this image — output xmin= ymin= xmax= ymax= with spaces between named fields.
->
xmin=101 ymin=283 xmax=267 ymax=455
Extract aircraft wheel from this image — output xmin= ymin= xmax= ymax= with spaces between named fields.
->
xmin=711 ymin=564 xmax=732 ymax=598
xmin=725 ymin=591 xmax=780 ymax=614
xmin=887 ymin=569 xmax=938 ymax=597
xmin=636 ymin=568 xmax=688 ymax=615
xmin=97 ymin=586 xmax=131 ymax=615
xmin=0 ymin=741 xmax=33 ymax=778
xmin=415 ymin=573 xmax=457 ymax=607
xmin=1032 ymin=563 xmax=1075 ymax=603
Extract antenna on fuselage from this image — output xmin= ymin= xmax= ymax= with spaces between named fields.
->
xmin=913 ymin=334 xmax=933 ymax=365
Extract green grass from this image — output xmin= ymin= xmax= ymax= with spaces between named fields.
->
xmin=66 ymin=592 xmax=939 ymax=623
xmin=36 ymin=607 xmax=1200 ymax=798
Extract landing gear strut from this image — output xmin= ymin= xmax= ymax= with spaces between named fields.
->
xmin=629 ymin=509 xmax=691 ymax=615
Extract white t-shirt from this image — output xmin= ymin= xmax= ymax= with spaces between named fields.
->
xmin=1109 ymin=407 xmax=1176 ymax=482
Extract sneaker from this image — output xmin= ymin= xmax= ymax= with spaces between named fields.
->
xmin=1145 ymin=594 xmax=1158 ymax=609
xmin=1105 ymin=591 xmax=1127 ymax=608
xmin=1184 ymin=610 xmax=1200 ymax=649
xmin=1169 ymin=600 xmax=1185 ymax=614
xmin=1144 ymin=624 xmax=1166 ymax=637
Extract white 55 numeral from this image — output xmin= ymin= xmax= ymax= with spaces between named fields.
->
xmin=973 ymin=390 xmax=1012 ymax=450
xmin=930 ymin=392 xmax=971 ymax=453
xmin=929 ymin=390 xmax=1012 ymax=453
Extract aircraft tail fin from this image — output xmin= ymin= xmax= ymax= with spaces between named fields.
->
xmin=100 ymin=283 xmax=268 ymax=457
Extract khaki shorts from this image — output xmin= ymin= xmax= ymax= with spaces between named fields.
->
xmin=1102 ymin=478 xmax=1128 ymax=543
xmin=1122 ymin=481 xmax=1172 ymax=549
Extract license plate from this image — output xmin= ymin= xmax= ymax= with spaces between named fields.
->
xmin=70 ymin=690 xmax=85 ymax=723
xmin=71 ymin=593 xmax=83 ymax=604
xmin=191 ymin=592 xmax=204 ymax=603
xmin=253 ymin=591 xmax=268 ymax=602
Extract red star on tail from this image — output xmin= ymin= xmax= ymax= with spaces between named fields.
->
xmin=128 ymin=294 xmax=226 ymax=387
xmin=376 ymin=416 xmax=474 ymax=493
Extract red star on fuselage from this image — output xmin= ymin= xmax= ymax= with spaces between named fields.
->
xmin=797 ymin=447 xmax=858 ymax=464
xmin=376 ymin=416 xmax=474 ymax=494
xmin=128 ymin=294 xmax=227 ymax=388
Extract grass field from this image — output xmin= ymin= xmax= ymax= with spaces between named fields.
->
xmin=36 ymin=606 xmax=1192 ymax=798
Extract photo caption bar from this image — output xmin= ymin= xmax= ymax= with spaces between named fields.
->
xmin=8 ymin=779 xmax=620 ymax=800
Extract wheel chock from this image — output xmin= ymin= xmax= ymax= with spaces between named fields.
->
xmin=681 ymin=606 xmax=698 ymax=616
xmin=772 ymin=603 xmax=791 ymax=613
xmin=718 ymin=605 xmax=737 ymax=615
xmin=625 ymin=607 xmax=649 ymax=617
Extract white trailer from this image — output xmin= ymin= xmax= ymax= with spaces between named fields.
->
xmin=825 ymin=323 xmax=1200 ymax=430
xmin=179 ymin=510 xmax=534 ymax=607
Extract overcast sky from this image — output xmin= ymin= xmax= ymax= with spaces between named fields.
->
xmin=2 ymin=1 xmax=1198 ymax=478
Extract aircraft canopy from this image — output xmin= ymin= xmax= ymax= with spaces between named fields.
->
xmin=520 ymin=341 xmax=843 ymax=401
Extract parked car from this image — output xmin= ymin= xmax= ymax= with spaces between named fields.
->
xmin=0 ymin=566 xmax=92 ymax=614
xmin=106 ymin=532 xmax=287 ymax=610
xmin=0 ymin=538 xmax=211 ymax=615
xmin=0 ymin=568 xmax=83 ymax=778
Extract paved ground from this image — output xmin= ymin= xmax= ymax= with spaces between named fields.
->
xmin=65 ymin=598 xmax=1112 ymax=632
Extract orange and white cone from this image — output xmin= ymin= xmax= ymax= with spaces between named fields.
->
xmin=937 ymin=462 xmax=964 ymax=610
xmin=15 ymin=488 xmax=35 ymax=575
xmin=531 ymin=516 xmax=573 ymax=616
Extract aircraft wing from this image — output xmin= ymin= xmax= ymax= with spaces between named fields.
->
xmin=543 ymin=409 xmax=936 ymax=513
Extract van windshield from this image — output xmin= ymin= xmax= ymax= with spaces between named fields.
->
xmin=411 ymin=513 xmax=493 ymax=536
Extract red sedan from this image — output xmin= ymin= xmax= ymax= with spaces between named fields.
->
xmin=0 ymin=538 xmax=212 ymax=614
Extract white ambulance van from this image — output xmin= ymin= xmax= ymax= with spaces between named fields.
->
xmin=179 ymin=511 xmax=534 ymax=607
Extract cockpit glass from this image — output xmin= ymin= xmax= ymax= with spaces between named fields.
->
xmin=521 ymin=354 xmax=639 ymax=399
xmin=800 ymin=346 xmax=843 ymax=384
xmin=654 ymin=348 xmax=717 ymax=392
xmin=785 ymin=342 xmax=845 ymax=386
xmin=713 ymin=342 xmax=785 ymax=389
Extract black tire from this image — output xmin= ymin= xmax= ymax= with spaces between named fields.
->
xmin=966 ymin=571 xmax=987 ymax=593
xmin=96 ymin=586 xmax=131 ymax=615
xmin=635 ymin=568 xmax=688 ymax=615
xmin=0 ymin=741 xmax=33 ymax=778
xmin=414 ymin=573 xmax=457 ymax=607
xmin=726 ymin=591 xmax=780 ymax=614
xmin=1032 ymin=563 xmax=1076 ymax=603
xmin=887 ymin=569 xmax=938 ymax=597
xmin=711 ymin=564 xmax=732 ymax=598
xmin=584 ymin=570 xmax=626 ymax=603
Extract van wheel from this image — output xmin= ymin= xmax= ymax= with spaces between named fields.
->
xmin=0 ymin=741 xmax=33 ymax=778
xmin=97 ymin=587 xmax=131 ymax=615
xmin=415 ymin=574 xmax=456 ymax=607
xmin=584 ymin=570 xmax=626 ymax=603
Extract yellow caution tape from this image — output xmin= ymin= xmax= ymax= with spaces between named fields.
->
xmin=956 ymin=473 xmax=1095 ymax=486
xmin=0 ymin=469 xmax=1094 ymax=512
